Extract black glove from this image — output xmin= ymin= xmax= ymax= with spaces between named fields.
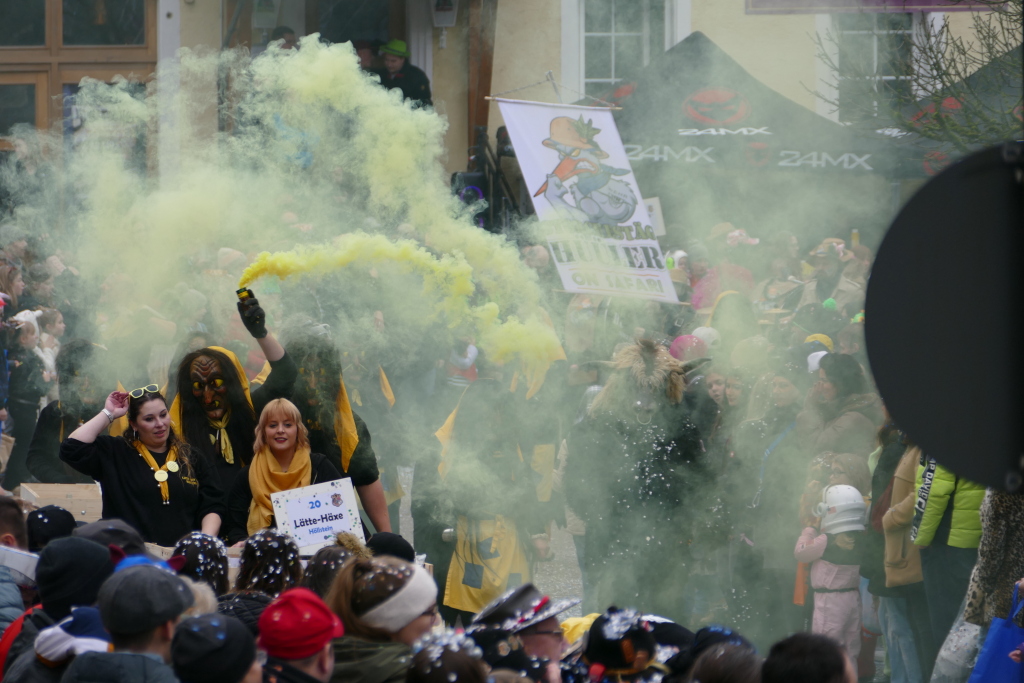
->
xmin=237 ymin=297 xmax=268 ymax=339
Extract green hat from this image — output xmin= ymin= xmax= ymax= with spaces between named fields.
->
xmin=379 ymin=39 xmax=410 ymax=58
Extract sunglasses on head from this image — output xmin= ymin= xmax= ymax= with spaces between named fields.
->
xmin=129 ymin=384 xmax=159 ymax=399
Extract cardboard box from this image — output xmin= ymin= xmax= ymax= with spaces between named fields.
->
xmin=19 ymin=483 xmax=103 ymax=523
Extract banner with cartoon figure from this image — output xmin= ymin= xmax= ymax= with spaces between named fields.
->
xmin=496 ymin=99 xmax=677 ymax=303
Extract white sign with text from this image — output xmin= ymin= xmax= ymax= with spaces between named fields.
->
xmin=271 ymin=479 xmax=361 ymax=555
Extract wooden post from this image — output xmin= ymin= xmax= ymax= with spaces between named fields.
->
xmin=467 ymin=0 xmax=498 ymax=149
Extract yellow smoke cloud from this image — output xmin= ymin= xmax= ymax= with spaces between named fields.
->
xmin=238 ymin=233 xmax=564 ymax=379
xmin=6 ymin=37 xmax=563 ymax=390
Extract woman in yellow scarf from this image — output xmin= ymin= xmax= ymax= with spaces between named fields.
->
xmin=225 ymin=398 xmax=343 ymax=544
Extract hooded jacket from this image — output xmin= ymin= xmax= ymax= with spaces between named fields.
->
xmin=881 ymin=446 xmax=924 ymax=588
xmin=911 ymin=457 xmax=983 ymax=549
xmin=60 ymin=651 xmax=179 ymax=683
xmin=330 ymin=636 xmax=411 ymax=683
xmin=0 ymin=566 xmax=25 ymax=637
xmin=797 ymin=392 xmax=882 ymax=458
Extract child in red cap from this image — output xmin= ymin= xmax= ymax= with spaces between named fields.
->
xmin=259 ymin=588 xmax=344 ymax=683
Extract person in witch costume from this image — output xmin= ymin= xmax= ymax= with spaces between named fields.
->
xmin=172 ymin=293 xmax=298 ymax=494
xmin=435 ymin=368 xmax=556 ymax=627
xmin=60 ymin=386 xmax=225 ymax=546
xmin=283 ymin=331 xmax=390 ymax=534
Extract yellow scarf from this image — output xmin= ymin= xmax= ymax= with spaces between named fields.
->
xmin=246 ymin=445 xmax=312 ymax=535
xmin=208 ymin=409 xmax=234 ymax=465
xmin=135 ymin=441 xmax=179 ymax=504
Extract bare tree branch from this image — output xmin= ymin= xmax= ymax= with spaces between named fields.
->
xmin=813 ymin=0 xmax=1023 ymax=155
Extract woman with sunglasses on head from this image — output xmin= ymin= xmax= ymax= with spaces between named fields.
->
xmin=60 ymin=385 xmax=225 ymax=546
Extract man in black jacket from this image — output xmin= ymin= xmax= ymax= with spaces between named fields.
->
xmin=375 ymin=40 xmax=432 ymax=108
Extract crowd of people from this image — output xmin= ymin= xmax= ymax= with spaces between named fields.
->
xmin=0 ymin=214 xmax=1017 ymax=683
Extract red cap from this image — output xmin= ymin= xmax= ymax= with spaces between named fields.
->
xmin=258 ymin=588 xmax=344 ymax=660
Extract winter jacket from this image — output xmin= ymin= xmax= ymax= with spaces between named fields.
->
xmin=216 ymin=592 xmax=272 ymax=636
xmin=795 ymin=528 xmax=862 ymax=592
xmin=5 ymin=651 xmax=65 ymax=683
xmin=911 ymin=457 xmax=984 ymax=549
xmin=330 ymin=636 xmax=411 ymax=683
xmin=5 ymin=606 xmax=111 ymax=683
xmin=0 ymin=566 xmax=25 ymax=637
xmin=881 ymin=446 xmax=924 ymax=588
xmin=963 ymin=490 xmax=1024 ymax=628
xmin=863 ymin=438 xmax=907 ymax=596
xmin=60 ymin=651 xmax=178 ymax=683
xmin=4 ymin=609 xmax=55 ymax=675
xmin=796 ymin=392 xmax=882 ymax=459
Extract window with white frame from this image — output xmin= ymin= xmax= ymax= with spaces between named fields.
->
xmin=834 ymin=12 xmax=915 ymax=122
xmin=582 ymin=0 xmax=666 ymax=99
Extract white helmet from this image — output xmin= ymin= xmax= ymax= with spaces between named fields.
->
xmin=814 ymin=484 xmax=867 ymax=535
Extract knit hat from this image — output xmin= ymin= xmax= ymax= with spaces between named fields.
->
xmin=690 ymin=327 xmax=720 ymax=352
xmin=26 ymin=505 xmax=77 ymax=553
xmin=109 ymin=545 xmax=187 ymax=574
xmin=172 ymin=614 xmax=256 ymax=683
xmin=366 ymin=532 xmax=416 ymax=563
xmin=668 ymin=336 xmax=707 ymax=363
xmin=98 ymin=565 xmax=194 ymax=636
xmin=410 ymin=630 xmax=487 ymax=682
xmin=258 ymin=588 xmax=344 ymax=660
xmin=350 ymin=557 xmax=437 ymax=633
xmin=36 ymin=537 xmax=114 ymax=621
xmin=173 ymin=532 xmax=229 ymax=593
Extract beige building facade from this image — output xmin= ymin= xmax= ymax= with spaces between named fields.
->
xmin=0 ymin=0 xmax=985 ymax=178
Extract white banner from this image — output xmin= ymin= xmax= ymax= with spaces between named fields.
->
xmin=497 ymin=99 xmax=677 ymax=303
xmin=271 ymin=478 xmax=361 ymax=555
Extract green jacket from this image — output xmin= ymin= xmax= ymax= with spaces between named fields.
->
xmin=331 ymin=636 xmax=411 ymax=683
xmin=911 ymin=456 xmax=984 ymax=549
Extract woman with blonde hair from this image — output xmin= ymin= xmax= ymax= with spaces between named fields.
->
xmin=0 ymin=264 xmax=24 ymax=312
xmin=225 ymin=398 xmax=343 ymax=543
xmin=326 ymin=555 xmax=438 ymax=683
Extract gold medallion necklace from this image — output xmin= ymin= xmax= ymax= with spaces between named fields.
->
xmin=135 ymin=441 xmax=179 ymax=505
